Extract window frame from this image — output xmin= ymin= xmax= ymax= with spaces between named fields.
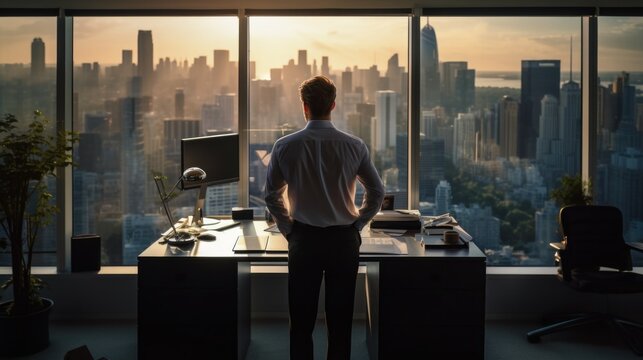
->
xmin=0 ymin=5 xmax=640 ymax=270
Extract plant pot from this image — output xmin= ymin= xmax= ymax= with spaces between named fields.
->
xmin=0 ymin=298 xmax=53 ymax=356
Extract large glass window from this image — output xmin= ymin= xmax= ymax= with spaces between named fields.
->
xmin=72 ymin=17 xmax=239 ymax=264
xmin=0 ymin=17 xmax=57 ymax=266
xmin=248 ymin=16 xmax=409 ymax=213
xmin=596 ymin=17 xmax=643 ymax=265
xmin=419 ymin=16 xmax=582 ymax=265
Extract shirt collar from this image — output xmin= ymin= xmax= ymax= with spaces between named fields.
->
xmin=305 ymin=120 xmax=335 ymax=130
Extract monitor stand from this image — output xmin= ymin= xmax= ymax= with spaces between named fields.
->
xmin=192 ymin=183 xmax=220 ymax=227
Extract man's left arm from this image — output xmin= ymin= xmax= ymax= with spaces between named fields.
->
xmin=354 ymin=144 xmax=385 ymax=230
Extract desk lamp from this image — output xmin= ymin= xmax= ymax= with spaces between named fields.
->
xmin=153 ymin=167 xmax=206 ymax=245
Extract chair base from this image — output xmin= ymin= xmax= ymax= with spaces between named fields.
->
xmin=527 ymin=313 xmax=643 ymax=356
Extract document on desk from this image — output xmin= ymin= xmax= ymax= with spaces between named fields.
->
xmin=202 ymin=219 xmax=241 ymax=231
xmin=360 ymin=237 xmax=408 ymax=255
xmin=233 ymin=235 xmax=268 ymax=253
xmin=266 ymin=234 xmax=289 ymax=253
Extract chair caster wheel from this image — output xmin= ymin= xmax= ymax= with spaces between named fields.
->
xmin=527 ymin=334 xmax=541 ymax=343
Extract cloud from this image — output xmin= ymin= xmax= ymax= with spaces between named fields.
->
xmin=0 ymin=18 xmax=53 ymax=37
xmin=599 ymin=20 xmax=643 ymax=53
xmin=528 ymin=35 xmax=575 ymax=49
xmin=310 ymin=39 xmax=337 ymax=53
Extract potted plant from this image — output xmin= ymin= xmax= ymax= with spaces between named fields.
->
xmin=550 ymin=174 xmax=592 ymax=208
xmin=0 ymin=111 xmax=76 ymax=356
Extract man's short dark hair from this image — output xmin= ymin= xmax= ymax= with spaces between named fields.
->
xmin=299 ymin=76 xmax=336 ymax=119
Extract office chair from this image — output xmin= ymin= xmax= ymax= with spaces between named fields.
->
xmin=64 ymin=345 xmax=109 ymax=360
xmin=526 ymin=205 xmax=643 ymax=354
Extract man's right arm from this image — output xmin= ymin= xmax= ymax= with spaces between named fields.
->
xmin=264 ymin=144 xmax=293 ymax=236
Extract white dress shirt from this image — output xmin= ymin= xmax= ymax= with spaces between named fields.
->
xmin=265 ymin=120 xmax=384 ymax=235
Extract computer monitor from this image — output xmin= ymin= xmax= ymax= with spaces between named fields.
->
xmin=181 ymin=132 xmax=239 ymax=226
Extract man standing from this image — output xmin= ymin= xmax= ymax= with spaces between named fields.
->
xmin=265 ymin=75 xmax=384 ymax=359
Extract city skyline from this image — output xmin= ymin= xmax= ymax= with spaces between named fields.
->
xmin=2 ymin=17 xmax=642 ymax=72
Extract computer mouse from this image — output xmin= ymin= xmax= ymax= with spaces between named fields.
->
xmin=197 ymin=231 xmax=217 ymax=241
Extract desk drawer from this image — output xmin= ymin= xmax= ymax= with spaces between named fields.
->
xmin=139 ymin=258 xmax=240 ymax=289
xmin=380 ymin=260 xmax=484 ymax=291
xmin=139 ymin=288 xmax=238 ymax=326
xmin=381 ymin=289 xmax=484 ymax=325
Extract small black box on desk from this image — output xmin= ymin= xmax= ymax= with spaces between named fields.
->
xmin=71 ymin=234 xmax=101 ymax=272
xmin=370 ymin=210 xmax=422 ymax=230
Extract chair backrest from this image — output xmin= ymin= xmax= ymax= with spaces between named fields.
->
xmin=559 ymin=205 xmax=632 ymax=274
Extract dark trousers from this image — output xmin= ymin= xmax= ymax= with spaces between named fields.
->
xmin=287 ymin=220 xmax=361 ymax=360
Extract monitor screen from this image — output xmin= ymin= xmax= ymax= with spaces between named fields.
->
xmin=180 ymin=133 xmax=239 ymax=190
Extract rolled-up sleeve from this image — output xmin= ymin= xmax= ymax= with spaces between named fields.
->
xmin=264 ymin=143 xmax=293 ymax=235
xmin=354 ymin=144 xmax=385 ymax=230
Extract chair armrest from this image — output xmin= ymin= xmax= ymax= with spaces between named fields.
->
xmin=549 ymin=242 xmax=565 ymax=250
xmin=626 ymin=242 xmax=643 ymax=253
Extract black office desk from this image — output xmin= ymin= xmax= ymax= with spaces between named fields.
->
xmin=138 ymin=221 xmax=486 ymax=359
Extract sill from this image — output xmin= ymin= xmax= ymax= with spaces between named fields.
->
xmin=2 ymin=266 xmax=642 ymax=277
xmin=0 ymin=266 xmax=138 ymax=276
xmin=486 ymin=267 xmax=558 ymax=276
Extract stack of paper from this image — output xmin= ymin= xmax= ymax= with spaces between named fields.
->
xmin=371 ymin=210 xmax=422 ymax=230
xmin=360 ymin=237 xmax=408 ymax=254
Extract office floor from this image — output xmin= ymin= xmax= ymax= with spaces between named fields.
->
xmin=7 ymin=319 xmax=641 ymax=359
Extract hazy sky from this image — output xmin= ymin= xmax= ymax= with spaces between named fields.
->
xmin=1 ymin=16 xmax=641 ymax=74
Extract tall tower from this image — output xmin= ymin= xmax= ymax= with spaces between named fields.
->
xmin=174 ymin=88 xmax=185 ymax=119
xmin=31 ymin=37 xmax=45 ymax=80
xmin=435 ymin=180 xmax=452 ymax=215
xmin=137 ymin=30 xmax=154 ymax=96
xmin=520 ymin=60 xmax=560 ymax=159
xmin=497 ymin=96 xmax=519 ymax=159
xmin=536 ymin=94 xmax=562 ymax=187
xmin=441 ymin=61 xmax=467 ymax=111
xmin=373 ymin=90 xmax=398 ymax=151
xmin=341 ymin=69 xmax=352 ymax=96
xmin=386 ymin=53 xmax=403 ymax=94
xmin=121 ymin=49 xmax=134 ymax=78
xmin=321 ymin=56 xmax=330 ymax=77
xmin=560 ymin=81 xmax=581 ymax=176
xmin=455 ymin=69 xmax=475 ymax=113
xmin=453 ymin=112 xmax=477 ymax=165
xmin=213 ymin=49 xmax=231 ymax=92
xmin=420 ymin=20 xmax=440 ymax=110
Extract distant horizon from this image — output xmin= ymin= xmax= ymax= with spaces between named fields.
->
xmin=1 ymin=17 xmax=641 ymax=72
xmin=12 ymin=64 xmax=643 ymax=76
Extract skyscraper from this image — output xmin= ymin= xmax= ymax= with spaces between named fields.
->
xmin=321 ymin=56 xmax=330 ymax=77
xmin=137 ymin=30 xmax=154 ymax=96
xmin=559 ymin=80 xmax=581 ymax=176
xmin=420 ymin=21 xmax=440 ymax=110
xmin=31 ymin=37 xmax=45 ymax=80
xmin=435 ymin=180 xmax=452 ymax=215
xmin=441 ymin=61 xmax=467 ymax=111
xmin=341 ymin=69 xmax=352 ymax=96
xmin=386 ymin=53 xmax=403 ymax=94
xmin=520 ymin=60 xmax=560 ymax=159
xmin=611 ymin=72 xmax=639 ymax=153
xmin=174 ymin=88 xmax=185 ymax=119
xmin=121 ymin=49 xmax=134 ymax=78
xmin=536 ymin=94 xmax=562 ymax=187
xmin=453 ymin=112 xmax=477 ymax=165
xmin=497 ymin=96 xmax=519 ymax=159
xmin=455 ymin=68 xmax=475 ymax=113
xmin=213 ymin=49 xmax=231 ymax=92
xmin=373 ymin=90 xmax=397 ymax=151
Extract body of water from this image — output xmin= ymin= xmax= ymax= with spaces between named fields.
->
xmin=476 ymin=76 xmax=643 ymax=92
